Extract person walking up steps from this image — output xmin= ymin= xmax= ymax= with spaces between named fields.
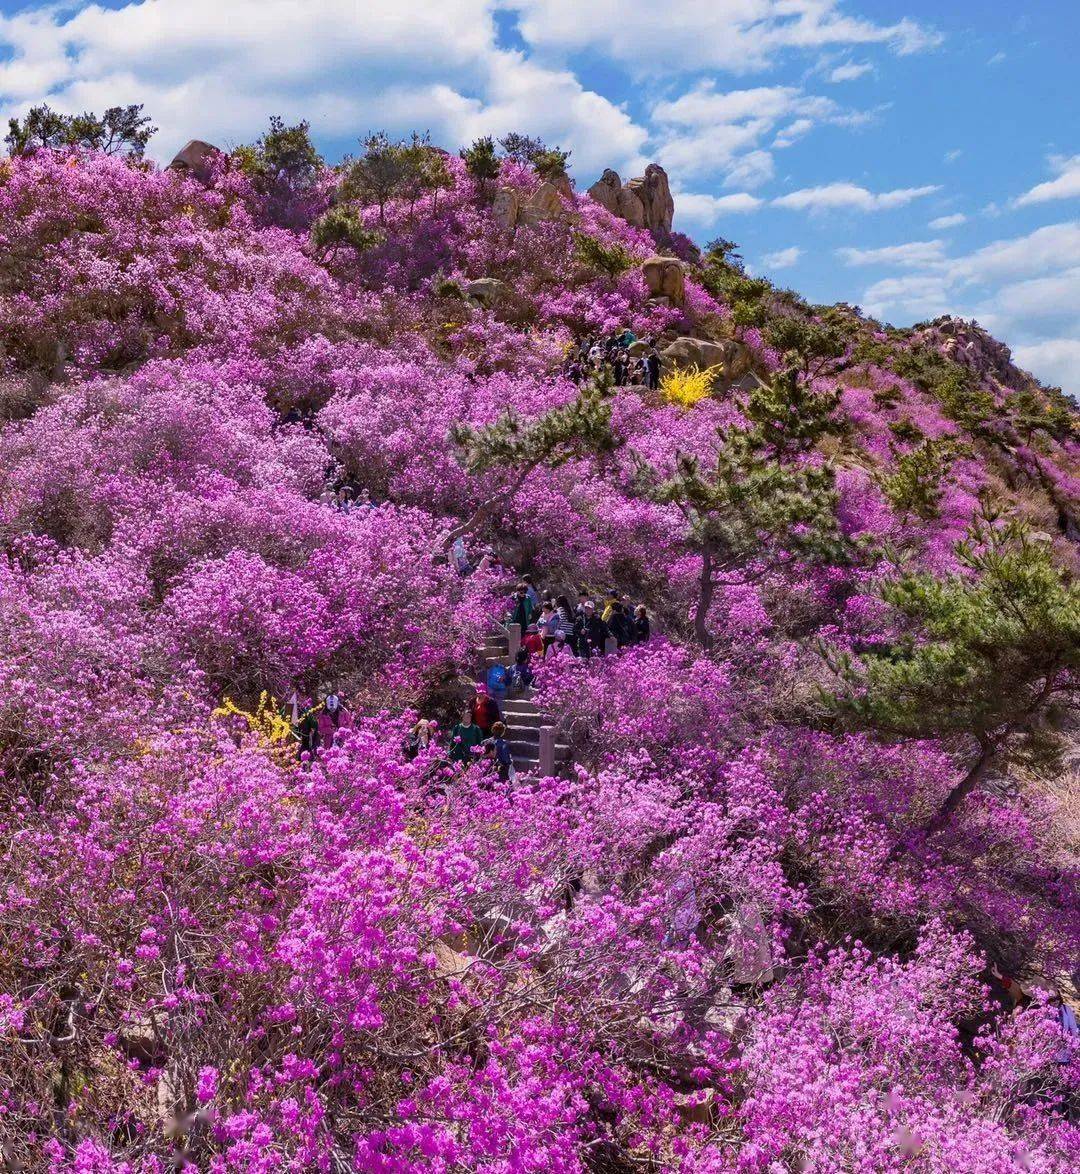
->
xmin=484 ymin=721 xmax=515 ymax=783
xmin=449 ymin=705 xmax=484 ymax=766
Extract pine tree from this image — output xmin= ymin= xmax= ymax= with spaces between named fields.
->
xmin=234 ymin=116 xmax=323 ymax=226
xmin=445 ymin=382 xmax=619 ymax=548
xmin=825 ymin=507 xmax=1080 ymax=830
xmin=6 ymin=103 xmax=156 ymax=158
xmin=878 ymin=437 xmax=957 ymax=522
xmin=636 ymin=370 xmax=847 ymax=647
xmin=459 ymin=136 xmax=501 ymax=197
xmin=341 ymin=132 xmax=411 ymax=224
xmin=309 ymin=207 xmax=383 ymax=262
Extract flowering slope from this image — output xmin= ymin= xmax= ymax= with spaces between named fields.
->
xmin=0 ymin=146 xmax=1077 ymax=1172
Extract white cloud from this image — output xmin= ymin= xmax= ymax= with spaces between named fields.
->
xmin=723 ymin=149 xmax=775 ymax=189
xmin=929 ymin=213 xmax=966 ymax=229
xmin=828 ymin=60 xmax=873 ymax=82
xmin=773 ymin=118 xmax=816 ymax=148
xmin=987 ymin=51 xmax=1006 ymax=66
xmin=1014 ymin=155 xmax=1080 ymax=207
xmin=857 ymin=220 xmax=1080 ymax=391
xmin=944 ymin=148 xmax=963 ymax=163
xmin=773 ymin=182 xmax=940 ymax=212
xmin=651 ymin=81 xmax=854 ymax=183
xmin=677 ymin=191 xmax=765 ymax=223
xmin=0 ymin=0 xmax=649 ymax=176
xmin=1012 ymin=340 xmax=1080 ymax=390
xmin=507 ymin=1 xmax=941 ymax=74
xmin=837 ymin=239 xmax=947 ymax=267
xmin=763 ymin=246 xmax=802 ymax=269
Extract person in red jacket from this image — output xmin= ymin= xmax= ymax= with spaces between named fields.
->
xmin=471 ymin=685 xmax=501 ymax=735
xmin=522 ymin=623 xmax=544 ymax=658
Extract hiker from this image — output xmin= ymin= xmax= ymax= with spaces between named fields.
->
xmin=522 ymin=622 xmax=545 ymax=658
xmin=509 ymin=646 xmax=534 ymax=691
xmin=631 ymin=604 xmax=651 ymax=644
xmin=297 ymin=702 xmax=320 ymax=758
xmin=555 ymin=594 xmax=575 ymax=653
xmin=608 ymin=601 xmax=631 ymax=648
xmin=510 ymin=582 xmax=535 ymax=633
xmin=449 ymin=705 xmax=485 ymax=765
xmin=538 ymin=600 xmax=561 ymax=656
xmin=471 ymin=685 xmax=501 ymax=735
xmin=580 ymin=601 xmax=610 ymax=657
xmin=324 ymin=689 xmax=344 ymax=728
xmin=645 ymin=350 xmax=661 ymax=390
xmin=404 ymin=718 xmax=435 ymax=761
xmin=522 ymin=574 xmax=541 ymax=611
xmin=483 ymin=721 xmax=515 ymax=783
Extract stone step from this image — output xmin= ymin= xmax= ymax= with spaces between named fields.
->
xmin=509 ymin=740 xmax=571 ymax=763
xmin=502 ymin=711 xmax=545 ymax=730
xmin=501 ymin=698 xmax=542 ymax=716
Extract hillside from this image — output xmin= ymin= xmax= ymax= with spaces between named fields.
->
xmin=0 ymin=129 xmax=1077 ymax=1171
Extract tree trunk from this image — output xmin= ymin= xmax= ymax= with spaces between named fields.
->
xmin=437 ymin=465 xmax=535 ymax=553
xmin=694 ymin=550 xmax=714 ymax=649
xmin=926 ymin=737 xmax=999 ymax=834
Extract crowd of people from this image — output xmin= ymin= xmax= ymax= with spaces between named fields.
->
xmin=284 ymin=686 xmax=352 ymax=757
xmin=279 ymin=570 xmax=650 ymax=786
xmin=509 ymin=577 xmax=650 ymax=663
xmin=563 ymin=329 xmax=662 ymax=389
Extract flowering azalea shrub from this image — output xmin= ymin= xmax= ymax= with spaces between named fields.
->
xmin=0 ymin=143 xmax=1076 ymax=1171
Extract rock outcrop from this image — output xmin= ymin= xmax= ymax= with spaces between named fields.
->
xmin=519 ymin=181 xmax=563 ymax=226
xmin=586 ymin=163 xmax=674 ymax=234
xmin=496 ymin=181 xmax=571 ymax=231
xmin=465 ymin=278 xmax=513 ymax=308
xmin=167 ymin=140 xmax=221 ymax=183
xmin=492 ymin=186 xmax=520 ymax=232
xmin=910 ymin=316 xmax=1041 ymax=390
xmin=641 ymin=255 xmax=686 ymax=306
xmin=586 ymin=169 xmax=621 ymax=214
xmin=627 ymin=164 xmax=675 ymax=234
xmin=660 ymin=337 xmax=754 ymax=387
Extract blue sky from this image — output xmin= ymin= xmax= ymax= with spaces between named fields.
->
xmin=0 ymin=1 xmax=1077 ymax=390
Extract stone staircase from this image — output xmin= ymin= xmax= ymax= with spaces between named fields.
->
xmin=479 ymin=625 xmax=571 ymax=775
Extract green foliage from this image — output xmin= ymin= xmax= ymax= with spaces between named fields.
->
xmin=234 ymin=116 xmax=323 ymax=223
xmin=6 ymin=103 xmax=156 ymax=158
xmin=741 ymin=367 xmax=843 ymax=455
xmin=703 ymin=237 xmax=744 ymax=271
xmin=532 ymin=147 xmax=572 ymax=183
xmin=893 ymin=346 xmax=997 ymax=433
xmin=573 ymin=232 xmax=634 ymax=279
xmin=635 ymin=370 xmax=848 ymax=645
xmin=418 ymin=145 xmax=454 ymax=212
xmin=497 ymin=133 xmax=547 ymax=164
xmin=825 ymin=509 xmax=1080 ymax=822
xmin=1008 ymin=385 xmax=1078 ymax=445
xmin=700 ymin=250 xmax=772 ymax=337
xmin=450 ymin=383 xmax=618 ymax=477
xmin=763 ymin=313 xmax=855 ymax=379
xmin=309 ymin=206 xmax=383 ymax=261
xmin=879 ymin=438 xmax=956 ymax=521
xmin=340 ymin=131 xmax=418 ymax=223
xmin=459 ymin=136 xmax=501 ymax=193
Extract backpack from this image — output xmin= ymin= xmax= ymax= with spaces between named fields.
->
xmin=486 ymin=663 xmax=509 ymax=693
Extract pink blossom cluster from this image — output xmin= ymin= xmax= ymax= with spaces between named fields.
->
xmin=0 ymin=147 xmax=1076 ymax=1170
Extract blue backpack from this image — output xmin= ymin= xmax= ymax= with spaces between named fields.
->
xmin=486 ymin=663 xmax=509 ymax=693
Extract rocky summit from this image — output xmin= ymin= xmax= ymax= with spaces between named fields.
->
xmin=0 ymin=120 xmax=1077 ymax=1172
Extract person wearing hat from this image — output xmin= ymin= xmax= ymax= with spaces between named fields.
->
xmin=471 ymin=685 xmax=501 ymax=735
